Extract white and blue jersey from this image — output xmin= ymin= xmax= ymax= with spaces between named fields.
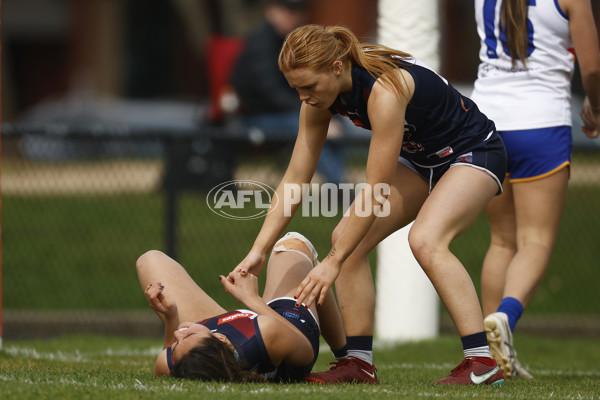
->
xmin=471 ymin=0 xmax=574 ymax=181
xmin=471 ymin=0 xmax=574 ymax=130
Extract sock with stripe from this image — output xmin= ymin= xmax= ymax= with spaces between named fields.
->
xmin=461 ymin=331 xmax=492 ymax=359
xmin=345 ymin=336 xmax=373 ymax=365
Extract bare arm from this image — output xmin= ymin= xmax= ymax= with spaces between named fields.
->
xmin=295 ymin=70 xmax=411 ymax=307
xmin=229 ymin=104 xmax=332 ymax=278
xmin=145 ymin=282 xmax=179 ymax=376
xmin=257 ymin=316 xmax=315 ymax=366
xmin=563 ymin=0 xmax=600 ymax=137
xmin=328 ymin=74 xmax=409 ymax=263
xmin=252 ymin=103 xmax=332 ymax=255
xmin=220 ymin=272 xmax=314 ymax=366
xmin=144 ymin=282 xmax=179 ymax=349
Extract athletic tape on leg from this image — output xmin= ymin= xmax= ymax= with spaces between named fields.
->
xmin=273 ymin=232 xmax=319 ymax=267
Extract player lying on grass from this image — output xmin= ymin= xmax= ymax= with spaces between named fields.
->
xmin=137 ymin=232 xmax=348 ymax=382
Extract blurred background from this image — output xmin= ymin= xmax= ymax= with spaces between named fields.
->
xmin=2 ymin=0 xmax=599 ymax=340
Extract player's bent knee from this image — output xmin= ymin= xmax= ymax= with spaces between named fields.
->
xmin=408 ymin=229 xmax=437 ymax=267
xmin=272 ymin=232 xmax=319 ymax=267
xmin=136 ymin=250 xmax=167 ymax=273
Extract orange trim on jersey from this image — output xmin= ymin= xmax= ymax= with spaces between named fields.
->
xmin=508 ymin=161 xmax=571 ymax=183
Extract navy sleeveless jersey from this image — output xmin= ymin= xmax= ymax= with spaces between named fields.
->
xmin=198 ymin=310 xmax=276 ymax=374
xmin=329 ymin=61 xmax=496 ymax=167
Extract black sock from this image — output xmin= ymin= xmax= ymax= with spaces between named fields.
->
xmin=346 ymin=336 xmax=373 ymax=364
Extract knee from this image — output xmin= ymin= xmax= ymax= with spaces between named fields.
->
xmin=490 ymin=230 xmax=517 ymax=252
xmin=136 ymin=250 xmax=167 ymax=274
xmin=408 ymin=228 xmax=440 ymax=269
xmin=273 ymin=233 xmax=317 ymax=266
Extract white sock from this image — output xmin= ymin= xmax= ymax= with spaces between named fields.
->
xmin=346 ymin=350 xmax=373 ymax=365
xmin=464 ymin=345 xmax=492 ymax=359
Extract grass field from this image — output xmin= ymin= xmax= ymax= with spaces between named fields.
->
xmin=1 ymin=152 xmax=599 ymax=398
xmin=1 ymin=334 xmax=599 ymax=399
xmin=2 ymin=185 xmax=600 ymax=313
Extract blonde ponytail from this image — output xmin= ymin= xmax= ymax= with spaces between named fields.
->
xmin=279 ymin=24 xmax=414 ymax=101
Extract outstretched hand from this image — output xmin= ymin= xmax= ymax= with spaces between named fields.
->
xmin=227 ymin=251 xmax=266 ymax=282
xmin=144 ymin=282 xmax=177 ymax=319
xmin=293 ymin=257 xmax=342 ymax=308
xmin=220 ymin=270 xmax=260 ymax=305
xmin=580 ymin=97 xmax=600 ymax=139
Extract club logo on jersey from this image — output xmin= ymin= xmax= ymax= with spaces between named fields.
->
xmin=402 ymin=123 xmax=424 ymax=153
xmin=347 ymin=110 xmax=361 ymax=118
xmin=346 ymin=110 xmax=364 ymax=127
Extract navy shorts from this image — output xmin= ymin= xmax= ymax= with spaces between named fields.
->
xmin=399 ymin=130 xmax=507 ymax=195
xmin=500 ymin=126 xmax=572 ymax=183
xmin=267 ymin=297 xmax=320 ymax=382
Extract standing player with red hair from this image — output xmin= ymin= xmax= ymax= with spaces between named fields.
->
xmin=230 ymin=24 xmax=509 ymax=385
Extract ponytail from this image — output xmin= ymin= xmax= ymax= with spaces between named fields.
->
xmin=279 ymin=24 xmax=414 ymax=101
xmin=501 ymin=0 xmax=529 ymax=67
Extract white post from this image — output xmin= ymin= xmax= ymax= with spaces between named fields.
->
xmin=375 ymin=0 xmax=441 ymax=344
xmin=377 ymin=0 xmax=442 ymax=70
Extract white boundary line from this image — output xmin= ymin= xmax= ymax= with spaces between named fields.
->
xmin=7 ymin=345 xmax=600 ymax=378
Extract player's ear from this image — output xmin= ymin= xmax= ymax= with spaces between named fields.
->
xmin=333 ymin=60 xmax=343 ymax=76
xmin=154 ymin=349 xmax=171 ymax=377
xmin=214 ymin=332 xmax=231 ymax=346
xmin=214 ymin=333 xmax=237 ymax=354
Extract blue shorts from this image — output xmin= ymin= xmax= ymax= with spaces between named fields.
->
xmin=399 ymin=130 xmax=507 ymax=195
xmin=500 ymin=126 xmax=572 ymax=183
xmin=267 ymin=297 xmax=320 ymax=382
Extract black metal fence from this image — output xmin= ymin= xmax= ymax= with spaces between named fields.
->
xmin=2 ymin=123 xmax=599 ymax=340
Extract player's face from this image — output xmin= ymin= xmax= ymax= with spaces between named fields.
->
xmin=284 ymin=67 xmax=340 ymax=109
xmin=170 ymin=322 xmax=213 ymax=363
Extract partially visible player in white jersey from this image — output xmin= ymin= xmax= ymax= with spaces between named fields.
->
xmin=471 ymin=0 xmax=600 ymax=380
